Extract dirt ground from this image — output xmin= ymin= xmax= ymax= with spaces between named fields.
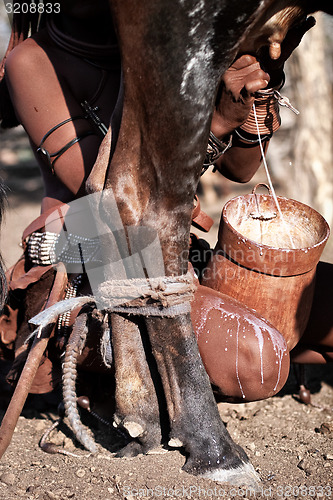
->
xmin=0 ymin=127 xmax=332 ymax=500
xmin=0 ymin=369 xmax=332 ymax=500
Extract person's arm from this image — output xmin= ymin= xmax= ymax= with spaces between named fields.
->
xmin=207 ymin=54 xmax=271 ymax=182
xmin=208 ymin=16 xmax=316 ymax=183
xmin=213 ymin=135 xmax=269 ymax=183
xmin=4 ymin=38 xmax=102 ymax=204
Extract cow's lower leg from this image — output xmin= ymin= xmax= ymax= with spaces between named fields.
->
xmin=145 ymin=313 xmax=259 ymax=487
xmin=111 ymin=313 xmax=164 ymax=456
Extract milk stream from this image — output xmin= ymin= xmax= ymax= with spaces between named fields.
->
xmin=252 ymin=103 xmax=296 ymax=249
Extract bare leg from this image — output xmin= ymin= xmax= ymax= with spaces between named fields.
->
xmin=291 ymin=261 xmax=333 ymax=364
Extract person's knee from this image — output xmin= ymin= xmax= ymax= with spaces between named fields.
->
xmin=192 ymin=285 xmax=290 ymax=402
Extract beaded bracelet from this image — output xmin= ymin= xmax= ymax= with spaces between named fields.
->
xmin=203 ymin=131 xmax=232 ymax=167
xmin=240 ymin=90 xmax=281 ymax=137
xmin=236 ymin=72 xmax=290 ymax=139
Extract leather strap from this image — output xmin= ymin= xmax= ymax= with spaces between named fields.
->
xmin=22 ymin=197 xmax=212 ymax=252
xmin=22 ymin=203 xmax=70 ymax=248
xmin=192 ymin=195 xmax=213 ymax=233
xmin=7 ymin=261 xmax=54 ymax=292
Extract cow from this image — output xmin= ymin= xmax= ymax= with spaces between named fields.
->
xmin=83 ymin=0 xmax=332 ymax=486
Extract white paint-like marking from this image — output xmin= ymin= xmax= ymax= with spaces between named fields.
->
xmin=236 ymin=13 xmax=247 ymax=23
xmin=268 ymin=327 xmax=287 ymax=391
xmin=189 ymin=0 xmax=205 ymax=17
xmin=235 ymin=317 xmax=245 ymax=399
xmin=201 ymin=461 xmax=260 ymax=488
xmin=196 ymin=297 xmax=288 ymax=394
xmin=179 ymin=0 xmax=217 ymax=102
xmin=180 ymin=43 xmax=214 ymax=97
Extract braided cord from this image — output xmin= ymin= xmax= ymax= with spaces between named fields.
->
xmin=63 ymin=312 xmax=98 ymax=453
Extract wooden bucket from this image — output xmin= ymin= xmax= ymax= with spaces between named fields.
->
xmin=201 ymin=184 xmax=330 ymax=349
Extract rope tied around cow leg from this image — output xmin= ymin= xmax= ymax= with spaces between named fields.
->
xmin=29 ymin=272 xmax=197 ymax=334
xmin=146 ymin=277 xmax=167 ymax=303
xmin=23 ymin=271 xmax=196 ymax=456
xmin=94 ymin=271 xmax=197 ymax=316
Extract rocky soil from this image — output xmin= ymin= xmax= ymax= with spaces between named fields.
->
xmin=0 ymin=366 xmax=332 ymax=500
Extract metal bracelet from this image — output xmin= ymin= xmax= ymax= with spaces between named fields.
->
xmin=203 ymin=131 xmax=232 ymax=167
xmin=234 ymin=128 xmax=272 ymax=144
xmin=254 ymin=88 xmax=299 ymax=115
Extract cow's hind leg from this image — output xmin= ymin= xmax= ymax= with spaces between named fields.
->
xmin=111 ymin=313 xmax=165 ymax=456
xmin=145 ymin=314 xmax=260 ymax=488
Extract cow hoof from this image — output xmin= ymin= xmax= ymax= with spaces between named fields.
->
xmin=113 ymin=416 xmax=145 ymax=438
xmin=115 ymin=435 xmax=161 ymax=458
xmin=168 ymin=437 xmax=184 ymax=448
xmin=184 ymin=460 xmax=260 ymax=489
xmin=115 ymin=441 xmax=145 ymax=458
xmin=123 ymin=421 xmax=144 ymax=438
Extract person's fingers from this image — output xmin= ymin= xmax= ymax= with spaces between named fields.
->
xmin=231 ymin=54 xmax=258 ymax=70
xmin=244 ymin=77 xmax=269 ymax=95
xmin=223 ymin=65 xmax=269 ymax=100
xmin=242 ymin=68 xmax=270 ymax=93
xmin=269 ymin=41 xmax=281 ymax=60
xmin=227 ymin=62 xmax=262 ymax=81
xmin=224 ymin=64 xmax=269 ymax=85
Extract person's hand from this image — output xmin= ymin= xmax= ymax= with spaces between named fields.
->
xmin=211 ymin=54 xmax=270 ymax=137
xmin=258 ymin=15 xmax=316 ymax=86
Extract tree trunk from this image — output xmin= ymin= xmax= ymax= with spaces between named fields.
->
xmin=286 ymin=13 xmax=333 ymax=260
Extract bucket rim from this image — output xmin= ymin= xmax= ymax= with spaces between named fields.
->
xmin=222 ymin=192 xmax=330 ymax=253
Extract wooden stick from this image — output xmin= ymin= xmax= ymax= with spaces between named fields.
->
xmin=0 ymin=263 xmax=67 ymax=459
xmin=0 ymin=325 xmax=53 ymax=459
